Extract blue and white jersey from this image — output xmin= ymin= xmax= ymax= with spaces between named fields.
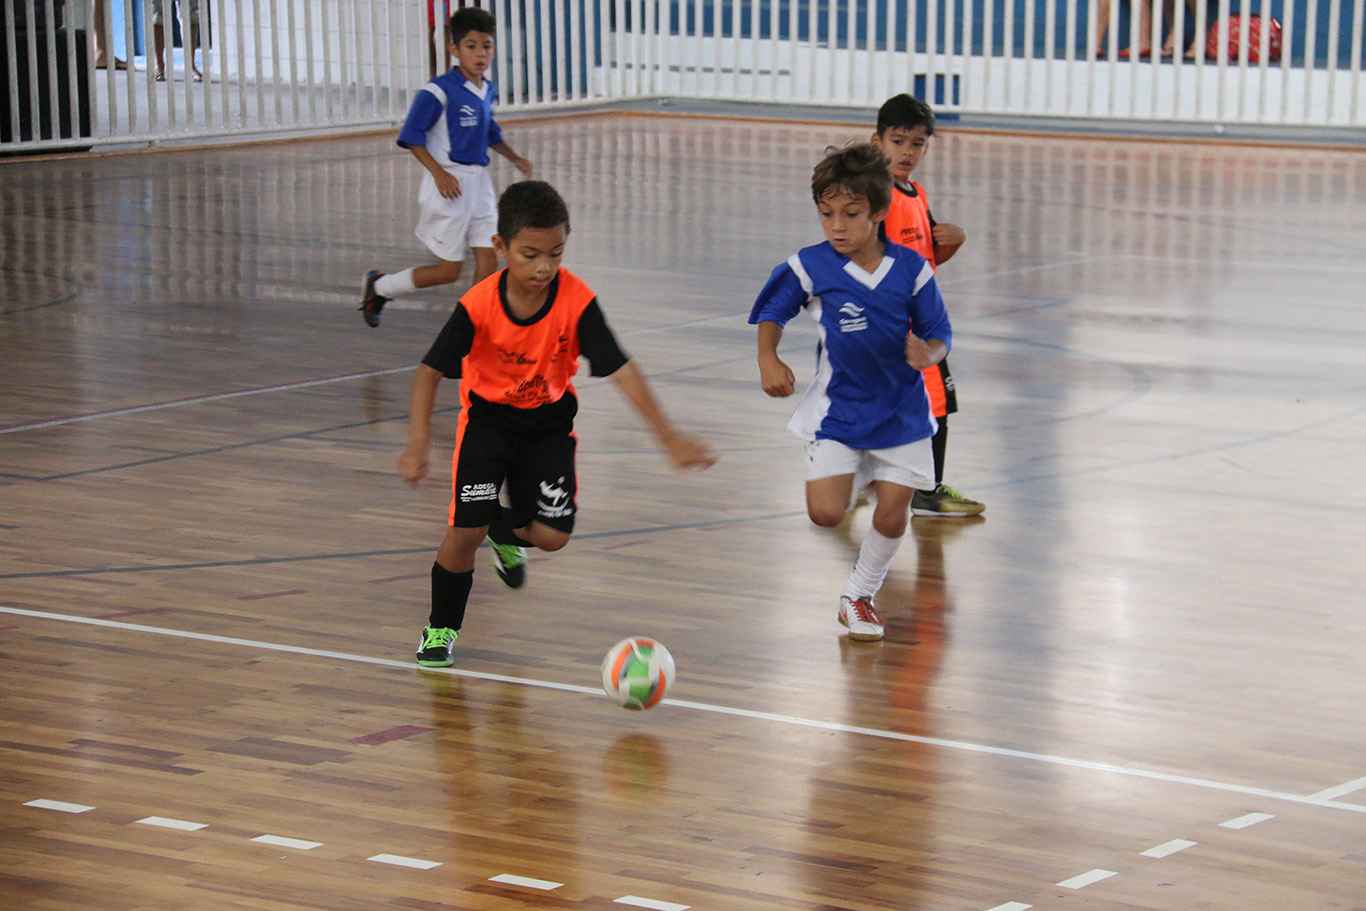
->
xmin=397 ymin=70 xmax=504 ymax=168
xmin=749 ymin=240 xmax=952 ymax=450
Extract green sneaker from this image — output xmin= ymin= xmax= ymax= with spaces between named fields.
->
xmin=911 ymin=483 xmax=985 ymax=518
xmin=416 ymin=626 xmax=458 ymax=667
xmin=490 ymin=541 xmax=527 ymax=589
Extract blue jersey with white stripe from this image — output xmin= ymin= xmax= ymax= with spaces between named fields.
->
xmin=397 ymin=71 xmax=503 ymax=167
xmin=749 ymin=240 xmax=952 ymax=450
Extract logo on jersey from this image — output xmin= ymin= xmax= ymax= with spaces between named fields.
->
xmin=497 ymin=346 xmax=537 ymax=366
xmin=537 ymin=477 xmax=573 ymax=518
xmin=460 ymin=482 xmax=499 ymax=502
xmin=458 ymin=104 xmax=478 ymax=127
xmin=838 ymin=302 xmax=868 ymax=333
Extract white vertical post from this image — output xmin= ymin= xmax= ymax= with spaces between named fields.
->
xmin=181 ymin=0 xmax=196 ymax=127
xmin=752 ymin=0 xmax=762 ymax=99
xmin=981 ymin=0 xmax=994 ymax=109
xmin=1235 ymin=0 xmax=1251 ymax=120
xmin=20 ymin=5 xmax=41 ymax=139
xmin=267 ymin=0 xmax=280 ymax=123
xmin=1351 ymin=0 xmax=1364 ymax=124
xmin=62 ymin=4 xmax=78 ymax=138
xmin=595 ymin=0 xmax=607 ymax=97
xmin=824 ymin=0 xmax=835 ymax=101
xmin=1255 ymin=0 xmax=1270 ymax=121
xmin=1126 ymin=0 xmax=1140 ymax=116
xmin=120 ymin=0 xmax=134 ymax=133
xmin=558 ymin=0 xmax=570 ymax=100
xmin=1303 ymin=0 xmax=1319 ymax=121
xmin=910 ymin=0 xmax=921 ymax=105
xmin=771 ymin=0 xmax=781 ymax=100
xmin=711 ymin=0 xmax=721 ymax=98
xmin=803 ymin=0 xmax=814 ymax=101
xmin=1150 ymin=0 xmax=1163 ymax=115
xmin=845 ymin=0 xmax=856 ymax=103
xmin=1327 ymin=0 xmax=1343 ymax=122
xmin=144 ymin=0 xmax=158 ymax=131
xmin=1043 ymin=0 xmax=1056 ymax=111
xmin=319 ymin=0 xmax=331 ymax=123
xmin=572 ymin=0 xmax=584 ymax=98
xmin=1022 ymin=0 xmax=1035 ymax=113
xmin=1171 ymin=0 xmax=1185 ymax=118
xmin=535 ymin=0 xmax=548 ymax=104
xmin=1066 ymin=0 xmax=1078 ymax=114
xmin=252 ymin=0 xmax=266 ymax=124
xmin=304 ymin=0 xmax=318 ymax=122
xmin=1193 ymin=0 xmax=1207 ymax=119
xmin=1005 ymin=0 xmax=1017 ymax=110
xmin=41 ymin=2 xmax=57 ymax=139
xmin=731 ymin=0 xmax=741 ymax=98
xmin=6 ymin=0 xmax=21 ymax=141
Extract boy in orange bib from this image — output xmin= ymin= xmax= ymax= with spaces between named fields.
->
xmin=873 ymin=94 xmax=984 ymax=518
xmin=398 ymin=181 xmax=716 ymax=667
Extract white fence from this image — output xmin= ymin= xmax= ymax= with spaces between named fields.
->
xmin=2 ymin=0 xmax=1362 ymax=153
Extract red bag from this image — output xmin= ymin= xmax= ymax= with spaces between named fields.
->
xmin=1207 ymin=15 xmax=1284 ymax=63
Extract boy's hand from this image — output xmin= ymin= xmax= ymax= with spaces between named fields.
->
xmin=758 ymin=354 xmax=796 ymax=397
xmin=434 ymin=170 xmax=462 ymax=199
xmin=398 ymin=439 xmax=431 ymax=487
xmin=933 ymin=222 xmax=966 ymax=247
xmin=513 ymin=156 xmax=533 ymax=178
xmin=905 ymin=334 xmax=938 ymax=370
xmin=661 ymin=430 xmax=717 ymax=471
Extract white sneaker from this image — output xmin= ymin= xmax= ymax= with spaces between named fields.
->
xmin=838 ymin=594 xmax=885 ymax=641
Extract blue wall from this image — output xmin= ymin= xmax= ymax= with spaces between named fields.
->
xmin=651 ymin=0 xmax=1364 ymax=68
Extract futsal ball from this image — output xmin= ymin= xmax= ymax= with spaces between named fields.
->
xmin=600 ymin=637 xmax=675 ymax=710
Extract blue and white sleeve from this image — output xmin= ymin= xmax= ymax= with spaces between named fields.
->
xmin=397 ymin=89 xmax=444 ymax=149
xmin=908 ymin=260 xmax=952 ymax=350
xmin=747 ymin=262 xmax=809 ymax=327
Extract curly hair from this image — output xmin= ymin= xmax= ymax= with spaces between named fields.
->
xmin=811 ymin=143 xmax=892 ymax=215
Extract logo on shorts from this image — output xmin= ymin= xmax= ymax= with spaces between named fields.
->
xmin=537 ymin=477 xmax=573 ymax=518
xmin=458 ymin=104 xmax=478 ymax=128
xmin=838 ymin=302 xmax=868 ymax=333
xmin=460 ymin=482 xmax=499 ymax=502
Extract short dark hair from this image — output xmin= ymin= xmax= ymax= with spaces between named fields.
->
xmin=811 ymin=144 xmax=892 ymax=215
xmin=876 ymin=94 xmax=936 ymax=136
xmin=450 ymin=7 xmax=496 ymax=43
xmin=498 ymin=181 xmax=571 ymax=240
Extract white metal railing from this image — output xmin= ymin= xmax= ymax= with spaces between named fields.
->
xmin=3 ymin=0 xmax=1362 ymax=154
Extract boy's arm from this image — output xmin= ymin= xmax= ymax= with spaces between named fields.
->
xmin=932 ymin=220 xmax=966 ymax=266
xmin=610 ymin=361 xmax=716 ymax=470
xmin=491 ymin=141 xmax=533 ymax=178
xmin=905 ymin=261 xmax=952 ymax=370
xmin=410 ymin=146 xmax=462 ymax=199
xmin=399 ymin=365 xmax=444 ymax=486
xmin=756 ymin=321 xmax=796 ymax=397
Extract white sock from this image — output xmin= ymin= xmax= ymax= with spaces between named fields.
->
xmin=844 ymin=527 xmax=903 ymax=599
xmin=375 ymin=268 xmax=417 ymax=298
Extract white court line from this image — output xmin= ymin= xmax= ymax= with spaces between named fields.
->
xmin=1057 ymin=869 xmax=1118 ymax=890
xmin=252 ymin=834 xmax=323 ymax=851
xmin=24 ymin=799 xmax=95 ymax=814
xmin=5 ymin=605 xmax=1366 ymax=818
xmin=1307 ymin=776 xmax=1366 ymax=802
xmin=490 ymin=874 xmax=563 ymax=890
xmin=137 ymin=816 xmax=208 ymax=831
xmin=615 ymin=897 xmax=691 ymax=911
xmin=1220 ymin=812 xmax=1276 ymax=830
xmin=368 ymin=853 xmax=442 ymax=870
xmin=1141 ymin=838 xmax=1198 ymax=858
xmin=985 ymin=903 xmax=1032 ymax=911
xmin=0 ymin=366 xmax=416 ymax=435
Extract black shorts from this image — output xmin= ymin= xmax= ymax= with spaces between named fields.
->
xmin=447 ymin=414 xmax=578 ymax=533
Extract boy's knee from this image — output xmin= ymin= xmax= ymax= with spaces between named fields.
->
xmin=871 ymin=510 xmax=908 ymax=539
xmin=535 ymin=529 xmax=571 ymax=552
xmin=808 ymin=506 xmax=846 ymax=528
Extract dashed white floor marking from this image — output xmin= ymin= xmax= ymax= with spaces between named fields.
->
xmin=1142 ymin=838 xmax=1198 ymax=858
xmin=24 ymin=799 xmax=95 ymax=813
xmin=24 ymin=803 xmax=97 ymax=814
xmin=136 ymin=816 xmax=207 ymax=831
xmin=615 ymin=897 xmax=691 ymax=911
xmin=1057 ymin=869 xmax=1118 ymax=890
xmin=1307 ymin=776 xmax=1366 ymax=802
xmin=6 ymin=606 xmax=1366 ymax=818
xmin=367 ymin=853 xmax=442 ymax=870
xmin=252 ymin=834 xmax=323 ymax=850
xmin=985 ymin=903 xmax=1033 ymax=911
xmin=1220 ymin=812 xmax=1275 ymax=830
xmin=490 ymin=874 xmax=563 ymax=890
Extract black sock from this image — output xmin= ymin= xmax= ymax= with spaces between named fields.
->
xmin=488 ymin=512 xmax=532 ymax=549
xmin=430 ymin=562 xmax=473 ymax=631
xmin=932 ymin=418 xmax=948 ymax=487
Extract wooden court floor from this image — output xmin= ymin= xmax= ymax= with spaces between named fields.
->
xmin=3 ymin=115 xmax=1366 ymax=910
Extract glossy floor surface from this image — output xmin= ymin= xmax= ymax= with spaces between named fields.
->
xmin=3 ymin=116 xmax=1366 ymax=910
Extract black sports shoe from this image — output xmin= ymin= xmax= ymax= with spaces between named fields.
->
xmin=490 ymin=540 xmax=527 ymax=589
xmin=416 ymin=626 xmax=458 ymax=667
xmin=359 ymin=270 xmax=389 ymax=328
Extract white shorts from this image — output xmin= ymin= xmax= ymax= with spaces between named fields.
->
xmin=414 ymin=164 xmax=497 ymax=262
xmin=805 ymin=437 xmax=935 ymax=490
